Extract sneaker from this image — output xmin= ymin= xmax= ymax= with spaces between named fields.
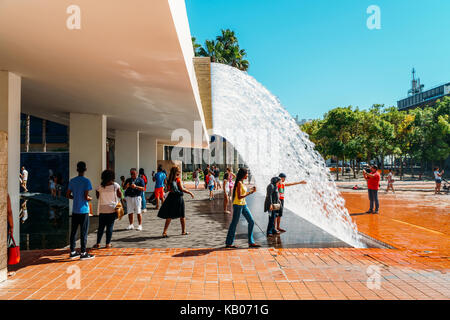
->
xmin=137 ymin=225 xmax=142 ymax=231
xmin=80 ymin=252 xmax=95 ymax=260
xmin=69 ymin=251 xmax=81 ymax=259
xmin=142 ymin=208 xmax=147 ymax=213
xmin=127 ymin=224 xmax=135 ymax=230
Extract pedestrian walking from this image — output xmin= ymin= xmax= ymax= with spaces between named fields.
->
xmin=157 ymin=166 xmax=194 ymax=237
xmin=203 ymin=165 xmax=211 ymax=189
xmin=386 ymin=169 xmax=395 ymax=193
xmin=153 ymin=164 xmax=167 ymax=209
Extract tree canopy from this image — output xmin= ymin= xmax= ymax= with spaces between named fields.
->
xmin=192 ymin=29 xmax=249 ymax=71
xmin=301 ymin=97 xmax=450 ymax=179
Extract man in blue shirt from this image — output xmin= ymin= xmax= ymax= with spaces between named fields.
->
xmin=66 ymin=161 xmax=94 ymax=260
xmin=152 ymin=164 xmax=167 ymax=210
xmin=124 ymin=168 xmax=146 ymax=230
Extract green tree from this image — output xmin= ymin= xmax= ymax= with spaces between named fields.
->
xmin=192 ymin=29 xmax=249 ymax=71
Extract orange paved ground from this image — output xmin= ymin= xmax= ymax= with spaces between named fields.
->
xmin=1 ymin=247 xmax=449 ymax=300
xmin=1 ymin=189 xmax=448 ymax=300
xmin=343 ymin=191 xmax=450 ymax=256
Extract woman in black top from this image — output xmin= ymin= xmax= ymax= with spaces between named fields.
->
xmin=157 ymin=166 xmax=194 ymax=237
xmin=264 ymin=176 xmax=281 ymax=237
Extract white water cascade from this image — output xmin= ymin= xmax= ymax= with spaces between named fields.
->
xmin=211 ymin=63 xmax=365 ymax=248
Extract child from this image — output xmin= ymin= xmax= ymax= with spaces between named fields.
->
xmin=207 ymin=171 xmax=216 ymax=200
xmin=276 ymin=173 xmax=307 ymax=232
xmin=386 ymin=169 xmax=395 ymax=193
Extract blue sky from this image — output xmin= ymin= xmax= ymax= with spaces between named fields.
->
xmin=186 ymin=0 xmax=450 ymax=119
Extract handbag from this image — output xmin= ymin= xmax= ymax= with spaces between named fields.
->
xmin=7 ymin=234 xmax=20 ymax=265
xmin=271 ymin=203 xmax=281 ymax=211
xmin=114 ymin=184 xmax=124 ymax=220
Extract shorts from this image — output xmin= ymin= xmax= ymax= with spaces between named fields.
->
xmin=125 ymin=196 xmax=142 ymax=214
xmin=435 ymin=179 xmax=442 ymax=184
xmin=154 ymin=187 xmax=165 ymax=199
xmin=215 ymin=177 xmax=220 ymax=183
xmin=276 ymin=199 xmax=284 ymax=217
xmin=208 ymin=185 xmax=214 ymax=191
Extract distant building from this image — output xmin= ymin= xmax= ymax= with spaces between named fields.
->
xmin=294 ymin=115 xmax=312 ymax=126
xmin=397 ymin=68 xmax=450 ymax=111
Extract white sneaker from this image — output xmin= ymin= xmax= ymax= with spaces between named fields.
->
xmin=137 ymin=225 xmax=142 ymax=231
xmin=127 ymin=224 xmax=135 ymax=230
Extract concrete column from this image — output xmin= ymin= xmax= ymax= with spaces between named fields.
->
xmin=115 ymin=130 xmax=139 ymax=182
xmin=157 ymin=143 xmax=165 ymax=161
xmin=69 ymin=113 xmax=106 ymax=215
xmin=0 ymin=72 xmax=21 ymax=248
xmin=139 ymin=135 xmax=157 ymax=192
xmin=0 ymin=132 xmax=8 ymax=282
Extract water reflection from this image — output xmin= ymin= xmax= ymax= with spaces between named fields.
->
xmin=19 ymin=194 xmax=98 ymax=250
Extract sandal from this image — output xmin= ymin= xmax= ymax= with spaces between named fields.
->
xmin=226 ymin=245 xmax=238 ymax=249
xmin=162 ymin=233 xmax=168 ymax=238
xmin=105 ymin=244 xmax=112 ymax=249
xmin=249 ymin=243 xmax=261 ymax=248
xmin=182 ymin=232 xmax=189 ymax=235
xmin=92 ymin=244 xmax=100 ymax=249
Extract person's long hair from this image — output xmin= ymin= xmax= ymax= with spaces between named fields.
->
xmin=101 ymin=170 xmax=115 ymax=188
xmin=232 ymin=167 xmax=248 ymax=201
xmin=168 ymin=166 xmax=180 ymax=185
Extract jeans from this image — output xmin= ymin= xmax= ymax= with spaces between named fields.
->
xmin=70 ymin=213 xmax=89 ymax=253
xmin=96 ymin=213 xmax=116 ymax=245
xmin=225 ymin=204 xmax=255 ymax=245
xmin=368 ymin=189 xmax=379 ymax=211
xmin=267 ymin=210 xmax=277 ymax=235
xmin=141 ymin=192 xmax=146 ymax=210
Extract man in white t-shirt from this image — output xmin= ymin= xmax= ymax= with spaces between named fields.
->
xmin=20 ymin=166 xmax=29 ymax=192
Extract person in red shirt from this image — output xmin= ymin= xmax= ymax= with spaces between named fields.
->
xmin=277 ymin=173 xmax=307 ymax=232
xmin=363 ymin=165 xmax=380 ymax=213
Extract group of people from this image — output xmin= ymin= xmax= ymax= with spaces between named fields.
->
xmin=65 ymin=161 xmax=194 ymax=260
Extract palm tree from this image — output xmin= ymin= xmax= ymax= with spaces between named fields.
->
xmin=192 ymin=29 xmax=249 ymax=71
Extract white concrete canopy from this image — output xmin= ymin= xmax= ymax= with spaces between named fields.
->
xmin=0 ymin=0 xmax=208 ymax=148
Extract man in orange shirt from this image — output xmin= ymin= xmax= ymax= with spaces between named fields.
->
xmin=363 ymin=165 xmax=381 ymax=214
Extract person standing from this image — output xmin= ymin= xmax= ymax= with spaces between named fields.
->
xmin=386 ymin=169 xmax=395 ymax=193
xmin=225 ymin=167 xmax=261 ymax=248
xmin=213 ymin=166 xmax=221 ymax=190
xmin=20 ymin=166 xmax=29 ymax=192
xmin=153 ymin=165 xmax=167 ymax=210
xmin=124 ymin=168 xmax=145 ymax=231
xmin=434 ymin=167 xmax=444 ymax=194
xmin=203 ymin=165 xmax=210 ymax=189
xmin=363 ymin=165 xmax=381 ymax=213
xmin=49 ymin=175 xmax=57 ymax=199
xmin=93 ymin=170 xmax=122 ymax=249
xmin=139 ymin=168 xmax=148 ymax=212
xmin=192 ymin=168 xmax=199 ymax=189
xmin=276 ymin=173 xmax=307 ymax=232
xmin=265 ymin=177 xmax=281 ymax=237
xmin=223 ymin=172 xmax=231 ymax=213
xmin=157 ymin=166 xmax=194 ymax=237
xmin=66 ymin=161 xmax=94 ymax=260
xmin=226 ymin=168 xmax=236 ymax=194
xmin=207 ymin=170 xmax=216 ymax=200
